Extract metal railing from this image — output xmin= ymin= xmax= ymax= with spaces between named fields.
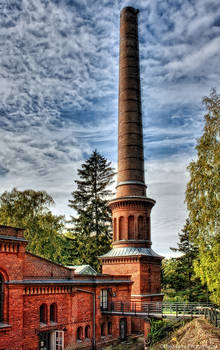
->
xmin=204 ymin=307 xmax=220 ymax=328
xmin=101 ymin=301 xmax=215 ymax=318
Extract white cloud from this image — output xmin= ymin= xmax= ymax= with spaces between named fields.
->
xmin=147 ymin=155 xmax=190 ymax=257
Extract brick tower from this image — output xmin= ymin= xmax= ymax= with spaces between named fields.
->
xmin=101 ymin=7 xmax=163 ymax=304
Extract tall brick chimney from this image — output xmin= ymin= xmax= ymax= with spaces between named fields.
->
xmin=117 ymin=7 xmax=146 ymax=198
xmin=101 ymin=7 xmax=163 ymax=308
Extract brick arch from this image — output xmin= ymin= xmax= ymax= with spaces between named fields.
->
xmin=0 ymin=268 xmax=9 ymax=282
xmin=128 ymin=216 xmax=134 ymax=239
xmin=119 ymin=216 xmax=125 ymax=240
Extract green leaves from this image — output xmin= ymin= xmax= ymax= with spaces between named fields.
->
xmin=0 ymin=188 xmax=65 ymax=263
xmin=185 ymin=89 xmax=220 ymax=305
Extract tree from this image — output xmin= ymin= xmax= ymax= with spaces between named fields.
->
xmin=164 ymin=220 xmax=207 ymax=301
xmin=0 ymin=188 xmax=65 ymax=263
xmin=162 ymin=258 xmax=186 ymax=294
xmin=185 ymin=89 xmax=220 ymax=304
xmin=68 ymin=150 xmax=115 ymax=270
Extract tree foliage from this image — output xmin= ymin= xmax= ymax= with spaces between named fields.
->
xmin=0 ymin=188 xmax=65 ymax=263
xmin=162 ymin=220 xmax=207 ymax=302
xmin=185 ymin=89 xmax=220 ymax=304
xmin=68 ymin=150 xmax=115 ymax=270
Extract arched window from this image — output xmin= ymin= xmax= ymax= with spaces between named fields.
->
xmin=146 ymin=217 xmax=150 ymax=240
xmin=40 ymin=304 xmax=47 ymax=324
xmin=138 ymin=216 xmax=144 ymax=239
xmin=113 ymin=218 xmax=117 ymax=241
xmin=85 ymin=325 xmax=90 ymax=339
xmin=119 ymin=217 xmax=124 ymax=240
xmin=128 ymin=216 xmax=134 ymax=239
xmin=77 ymin=326 xmax=83 ymax=341
xmin=0 ymin=274 xmax=3 ymax=322
xmin=101 ymin=323 xmax=105 ymax=337
xmin=108 ymin=321 xmax=112 ymax=335
xmin=50 ymin=303 xmax=57 ymax=323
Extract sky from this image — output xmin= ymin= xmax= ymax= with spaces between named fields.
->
xmin=0 ymin=0 xmax=220 ymax=257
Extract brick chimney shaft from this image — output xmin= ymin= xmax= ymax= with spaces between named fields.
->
xmin=117 ymin=7 xmax=146 ymax=198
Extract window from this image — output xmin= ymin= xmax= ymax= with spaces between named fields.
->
xmin=108 ymin=321 xmax=112 ymax=335
xmin=138 ymin=216 xmax=144 ymax=239
xmin=50 ymin=303 xmax=57 ymax=323
xmin=128 ymin=216 xmax=134 ymax=239
xmin=119 ymin=216 xmax=124 ymax=240
xmin=40 ymin=304 xmax=47 ymax=324
xmin=0 ymin=274 xmax=3 ymax=322
xmin=101 ymin=323 xmax=105 ymax=337
xmin=77 ymin=327 xmax=83 ymax=341
xmin=55 ymin=330 xmax=64 ymax=350
xmin=146 ymin=217 xmax=150 ymax=240
xmin=85 ymin=325 xmax=90 ymax=339
xmin=113 ymin=218 xmax=117 ymax=241
xmin=100 ymin=289 xmax=108 ymax=311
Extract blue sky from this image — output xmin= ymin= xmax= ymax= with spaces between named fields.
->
xmin=0 ymin=0 xmax=219 ymax=257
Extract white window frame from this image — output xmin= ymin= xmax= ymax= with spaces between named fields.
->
xmin=100 ymin=289 xmax=108 ymax=311
xmin=54 ymin=330 xmax=64 ymax=350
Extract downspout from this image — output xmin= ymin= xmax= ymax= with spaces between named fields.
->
xmin=76 ymin=288 xmax=96 ymax=350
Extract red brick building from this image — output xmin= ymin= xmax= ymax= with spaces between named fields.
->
xmin=0 ymin=7 xmax=163 ymax=350
xmin=0 ymin=225 xmax=132 ymax=350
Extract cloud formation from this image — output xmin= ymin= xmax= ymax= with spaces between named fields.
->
xmin=0 ymin=0 xmax=219 ymax=256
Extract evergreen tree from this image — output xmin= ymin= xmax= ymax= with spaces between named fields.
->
xmin=167 ymin=220 xmax=207 ymax=301
xmin=170 ymin=219 xmax=197 ymax=289
xmin=0 ymin=188 xmax=65 ymax=263
xmin=185 ymin=89 xmax=220 ymax=305
xmin=68 ymin=150 xmax=115 ymax=271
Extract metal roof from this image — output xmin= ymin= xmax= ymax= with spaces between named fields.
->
xmin=66 ymin=265 xmax=97 ymax=275
xmin=100 ymin=247 xmax=163 ymax=258
xmin=0 ymin=234 xmax=27 ymax=242
xmin=6 ymin=279 xmax=132 ymax=285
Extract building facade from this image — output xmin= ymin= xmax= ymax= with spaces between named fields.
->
xmin=0 ymin=225 xmax=132 ymax=350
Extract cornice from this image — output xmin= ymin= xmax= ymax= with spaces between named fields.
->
xmin=108 ymin=196 xmax=155 ymax=210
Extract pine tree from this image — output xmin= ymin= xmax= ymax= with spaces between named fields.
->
xmin=68 ymin=150 xmax=115 ymax=271
xmin=168 ymin=219 xmax=207 ymax=301
xmin=170 ymin=219 xmax=197 ymax=284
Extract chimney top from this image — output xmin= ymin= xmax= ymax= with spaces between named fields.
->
xmin=120 ymin=7 xmax=139 ymax=16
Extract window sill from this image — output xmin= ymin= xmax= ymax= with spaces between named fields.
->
xmin=0 ymin=322 xmax=11 ymax=330
xmin=40 ymin=322 xmax=48 ymax=327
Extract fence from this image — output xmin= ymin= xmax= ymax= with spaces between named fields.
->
xmin=204 ymin=307 xmax=220 ymax=328
xmin=101 ymin=301 xmax=215 ymax=318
